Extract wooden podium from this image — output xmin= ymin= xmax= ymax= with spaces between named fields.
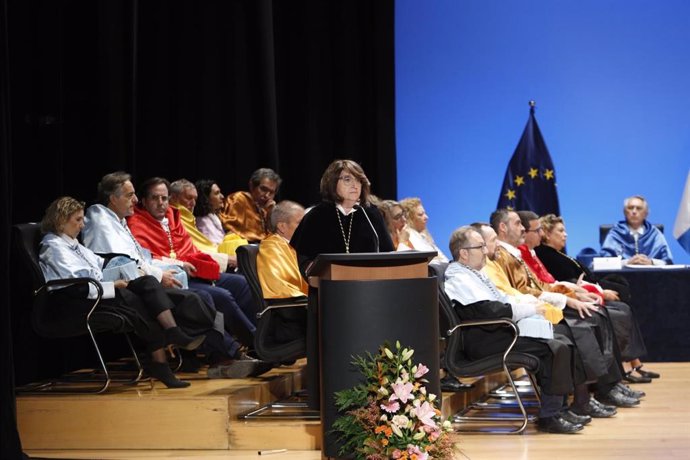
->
xmin=307 ymin=251 xmax=440 ymax=459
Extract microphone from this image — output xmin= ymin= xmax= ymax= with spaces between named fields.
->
xmin=355 ymin=204 xmax=379 ymax=252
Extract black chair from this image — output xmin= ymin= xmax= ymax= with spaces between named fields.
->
xmin=429 ymin=263 xmax=541 ymax=434
xmin=599 ymin=223 xmax=664 ymax=246
xmin=13 ymin=223 xmax=145 ymax=394
xmin=235 ymin=244 xmax=308 ymax=364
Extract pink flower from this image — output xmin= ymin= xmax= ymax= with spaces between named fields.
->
xmin=380 ymin=400 xmax=400 ymax=413
xmin=392 ymin=449 xmax=403 ymax=459
xmin=413 ymin=401 xmax=438 ymax=429
xmin=414 ymin=363 xmax=429 ymax=378
xmin=407 ymin=444 xmax=429 ymax=460
xmin=390 ymin=382 xmax=414 ymax=404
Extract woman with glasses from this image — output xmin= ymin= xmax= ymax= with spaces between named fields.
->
xmin=290 ymin=159 xmax=395 ymax=274
xmin=399 ymin=197 xmax=449 ymax=264
xmin=379 ymin=200 xmax=413 ymax=250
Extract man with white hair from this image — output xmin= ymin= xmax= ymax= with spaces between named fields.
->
xmin=601 ymin=195 xmax=672 ymax=265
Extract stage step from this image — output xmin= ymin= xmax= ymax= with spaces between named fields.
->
xmin=17 ymin=361 xmax=512 ymax=452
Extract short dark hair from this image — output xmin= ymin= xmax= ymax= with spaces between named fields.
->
xmin=517 ymin=210 xmax=539 ymax=231
xmin=249 ymin=168 xmax=282 ymax=188
xmin=41 ymin=196 xmax=86 ymax=234
xmin=194 ymin=179 xmax=217 ymax=217
xmin=97 ymin=171 xmax=131 ymax=205
xmin=490 ymin=208 xmax=512 ymax=233
xmin=137 ymin=177 xmax=171 ymax=207
xmin=319 ymin=159 xmax=371 ymax=205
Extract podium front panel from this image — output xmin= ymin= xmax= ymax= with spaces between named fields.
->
xmin=318 ymin=277 xmax=439 ymax=458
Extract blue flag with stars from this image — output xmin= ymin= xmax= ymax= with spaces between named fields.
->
xmin=496 ymin=104 xmax=560 ymax=215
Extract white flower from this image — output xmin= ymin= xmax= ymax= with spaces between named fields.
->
xmin=402 ymin=348 xmax=414 ymax=362
xmin=391 ymin=414 xmax=410 ymax=430
xmin=384 ymin=348 xmax=394 ymax=359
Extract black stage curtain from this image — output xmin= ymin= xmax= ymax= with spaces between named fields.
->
xmin=2 ymin=1 xmax=394 ymax=455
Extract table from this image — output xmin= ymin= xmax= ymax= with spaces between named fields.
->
xmin=594 ymin=267 xmax=690 ymax=362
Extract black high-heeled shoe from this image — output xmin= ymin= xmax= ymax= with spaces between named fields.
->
xmin=147 ymin=362 xmax=191 ymax=388
xmin=165 ymin=327 xmax=206 ymax=351
xmin=635 ymin=365 xmax=660 ymax=379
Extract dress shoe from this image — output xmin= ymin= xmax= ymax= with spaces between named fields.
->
xmin=165 ymin=327 xmax=206 ymax=351
xmin=536 ymin=415 xmax=583 ymax=434
xmin=597 ymin=387 xmax=640 ymax=408
xmin=624 ymin=370 xmax=652 ymax=384
xmin=207 ymin=358 xmax=273 ymax=379
xmin=571 ymin=399 xmax=617 ymax=418
xmin=560 ymin=410 xmax=592 ymax=426
xmin=147 ymin=362 xmax=191 ymax=388
xmin=591 ymin=397 xmax=616 ymax=412
xmin=440 ymin=374 xmax=474 ymax=392
xmin=616 ymin=382 xmax=645 ymax=399
xmin=634 ymin=365 xmax=660 ymax=379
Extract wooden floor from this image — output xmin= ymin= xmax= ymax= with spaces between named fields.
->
xmin=22 ymin=362 xmax=690 ymax=459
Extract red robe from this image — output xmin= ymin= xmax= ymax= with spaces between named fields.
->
xmin=518 ymin=244 xmax=556 ymax=284
xmin=128 ymin=206 xmax=220 ymax=279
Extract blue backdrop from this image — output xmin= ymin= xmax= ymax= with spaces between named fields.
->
xmin=395 ymin=0 xmax=690 ymax=263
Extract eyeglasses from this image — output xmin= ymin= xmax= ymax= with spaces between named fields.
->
xmin=526 ymin=227 xmax=543 ymax=233
xmin=462 ymin=244 xmax=487 ymax=251
xmin=392 ymin=213 xmax=405 ymax=220
xmin=258 ymin=185 xmax=277 ymax=195
xmin=339 ymin=175 xmax=361 ymax=185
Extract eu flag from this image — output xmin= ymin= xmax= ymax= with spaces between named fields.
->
xmin=496 ymin=102 xmax=560 ymax=216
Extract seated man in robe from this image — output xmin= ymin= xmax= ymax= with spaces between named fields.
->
xmin=126 ymin=177 xmax=260 ymax=352
xmin=82 ymin=171 xmax=258 ymax=376
xmin=445 ymin=226 xmax=583 ymax=434
xmin=258 ymin=200 xmax=309 ymax=299
xmin=601 ymin=195 xmax=673 ymax=265
xmin=218 ymin=168 xmax=281 ymax=242
xmin=486 ymin=209 xmax=641 ymax=411
xmin=256 ymin=200 xmax=309 ymax=344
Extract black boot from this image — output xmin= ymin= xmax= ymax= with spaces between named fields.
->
xmin=165 ymin=327 xmax=206 ymax=351
xmin=147 ymin=362 xmax=191 ymax=388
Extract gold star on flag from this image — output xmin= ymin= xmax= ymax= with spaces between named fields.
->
xmin=504 ymin=189 xmax=516 ymax=200
xmin=514 ymin=175 xmax=525 ymax=186
xmin=528 ymin=168 xmax=539 ymax=179
xmin=544 ymin=169 xmax=554 ymax=180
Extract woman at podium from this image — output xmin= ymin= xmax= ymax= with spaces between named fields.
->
xmin=290 ymin=159 xmax=395 ymax=274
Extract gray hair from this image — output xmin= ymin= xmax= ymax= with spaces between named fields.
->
xmin=489 ymin=208 xmax=512 ymax=233
xmin=448 ymin=226 xmax=479 ymax=261
xmin=250 ymin=168 xmax=282 ymax=188
xmin=170 ymin=178 xmax=195 ymax=198
xmin=97 ymin=171 xmax=131 ymax=205
xmin=624 ymin=195 xmax=649 ymax=211
xmin=269 ymin=200 xmax=304 ymax=232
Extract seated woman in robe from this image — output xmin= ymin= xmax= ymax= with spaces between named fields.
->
xmin=379 ymin=199 xmax=413 ymax=250
xmin=399 ymin=197 xmax=449 ymax=264
xmin=535 ymin=213 xmax=660 ymax=383
xmin=194 ymin=179 xmax=249 ymax=256
xmin=39 ymin=197 xmax=206 ymax=388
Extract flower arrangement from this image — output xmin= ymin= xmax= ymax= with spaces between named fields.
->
xmin=332 ymin=341 xmax=455 ymax=460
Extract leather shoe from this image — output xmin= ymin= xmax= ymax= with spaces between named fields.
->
xmin=635 ymin=365 xmax=660 ymax=379
xmin=616 ymin=382 xmax=645 ymax=399
xmin=571 ymin=399 xmax=617 ymax=418
xmin=537 ymin=415 xmax=583 ymax=434
xmin=560 ymin=410 xmax=592 ymax=426
xmin=440 ymin=374 xmax=474 ymax=392
xmin=597 ymin=387 xmax=640 ymax=408
xmin=146 ymin=362 xmax=191 ymax=388
xmin=624 ymin=371 xmax=652 ymax=384
xmin=591 ymin=397 xmax=616 ymax=412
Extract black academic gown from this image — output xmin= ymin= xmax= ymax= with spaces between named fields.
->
xmin=290 ymin=201 xmax=395 ymax=408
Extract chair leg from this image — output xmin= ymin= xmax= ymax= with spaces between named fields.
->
xmin=452 ymin=367 xmax=534 ymax=434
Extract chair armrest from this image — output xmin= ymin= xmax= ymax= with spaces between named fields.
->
xmin=257 ymin=297 xmax=308 ymax=319
xmin=36 ymin=277 xmax=104 ymax=320
xmin=447 ymin=318 xmax=520 ymax=362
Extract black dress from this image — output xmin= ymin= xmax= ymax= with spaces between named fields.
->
xmin=289 ymin=201 xmax=395 ymax=408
